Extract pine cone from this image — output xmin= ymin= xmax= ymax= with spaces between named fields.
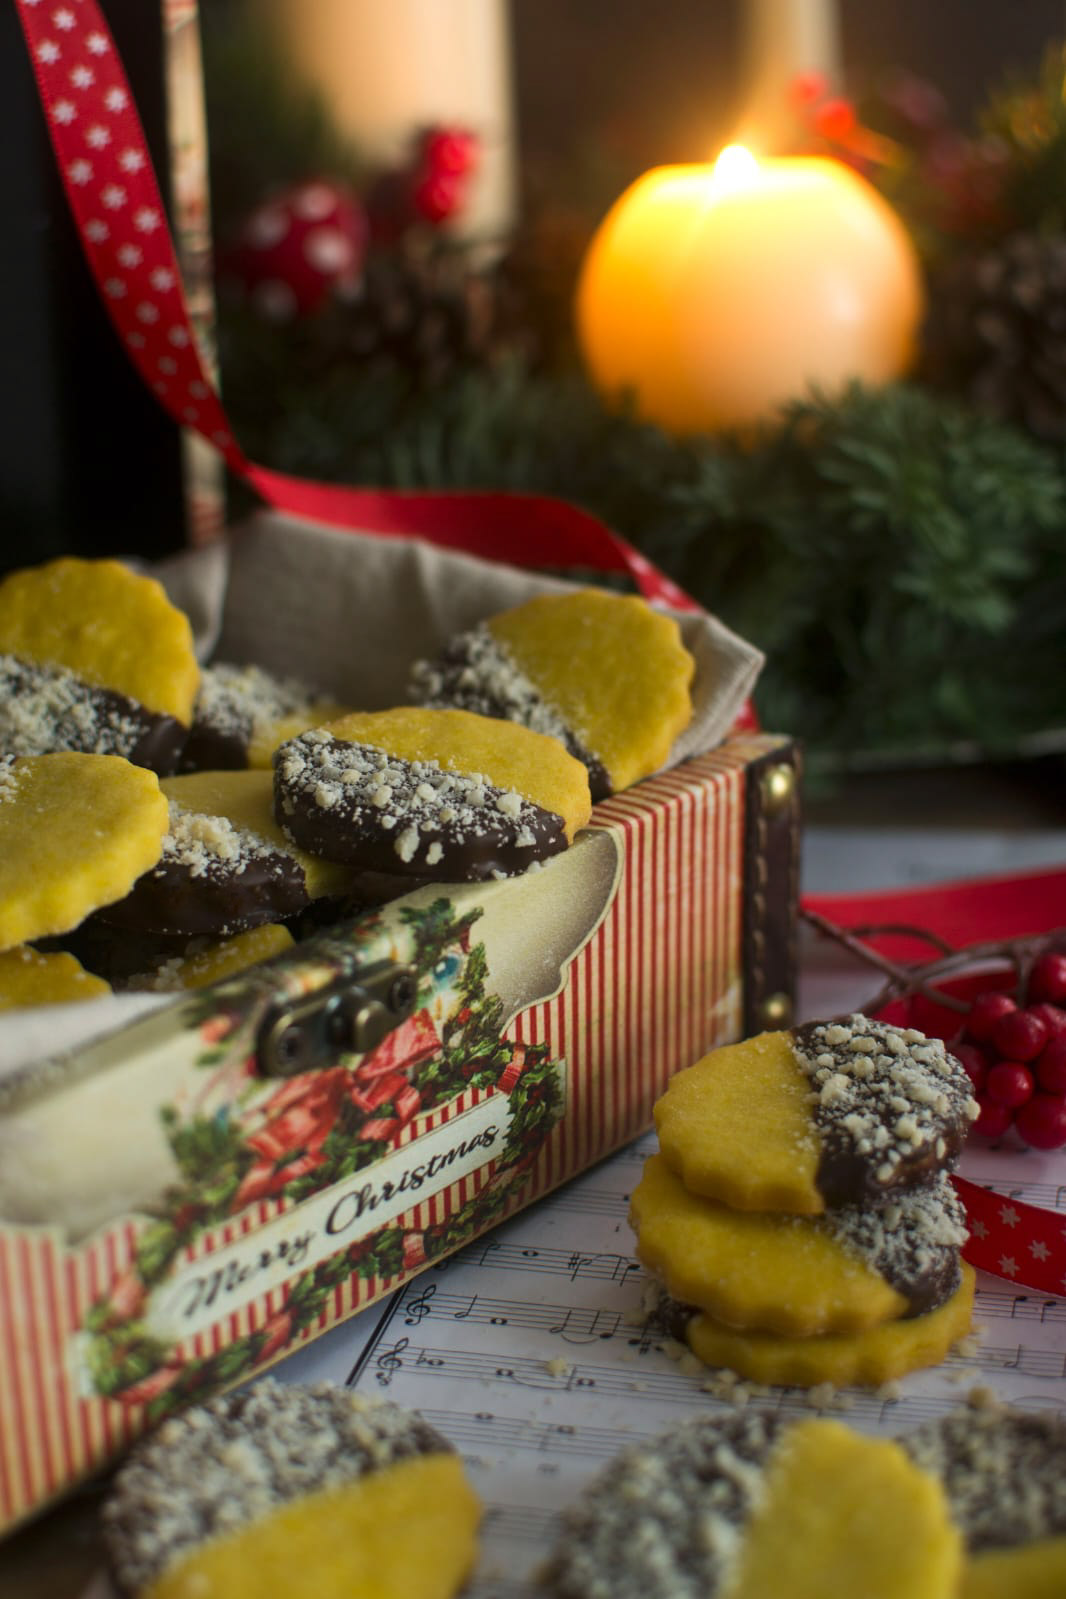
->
xmin=333 ymin=235 xmax=535 ymax=388
xmin=923 ymin=231 xmax=1066 ymax=441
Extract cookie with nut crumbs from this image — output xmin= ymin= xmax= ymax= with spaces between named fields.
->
xmin=538 ymin=1410 xmax=961 ymax=1599
xmin=654 ymin=1017 xmax=980 ymax=1215
xmin=409 ymin=587 xmax=694 ymax=800
xmin=0 ymin=945 xmax=111 ymax=1009
xmin=180 ymin=660 xmax=351 ymax=773
xmin=90 ymin=770 xmax=356 ymax=939
xmin=657 ymin=1261 xmax=975 ymax=1388
xmin=0 ymin=753 xmax=168 ymax=950
xmin=630 ymin=1155 xmax=967 ymax=1335
xmin=0 ymin=557 xmax=199 ymax=774
xmin=101 ymin=1378 xmax=481 ymax=1599
xmin=273 ymin=706 xmax=592 ymax=881
xmin=904 ymin=1404 xmax=1066 ymax=1599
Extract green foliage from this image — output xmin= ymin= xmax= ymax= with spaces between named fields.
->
xmin=219 ymin=337 xmax=1066 ymax=767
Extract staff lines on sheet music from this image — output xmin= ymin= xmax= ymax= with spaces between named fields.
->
xmin=974 ymin=1288 xmax=1066 ymax=1323
xmin=375 ymin=1328 xmax=1066 ymax=1409
xmin=408 ymin=1387 xmax=1021 ymax=1460
xmin=375 ymin=1339 xmax=696 ymax=1399
xmin=400 ymin=1285 xmax=637 ymax=1343
xmin=434 ymin=1238 xmax=644 ymax=1285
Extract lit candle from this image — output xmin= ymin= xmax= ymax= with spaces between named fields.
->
xmin=575 ymin=146 xmax=924 ymax=436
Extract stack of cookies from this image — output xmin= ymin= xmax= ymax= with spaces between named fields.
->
xmin=630 ymin=1014 xmax=981 ymax=1387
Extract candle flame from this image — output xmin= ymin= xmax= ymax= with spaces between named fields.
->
xmin=712 ymin=144 xmax=760 ymax=191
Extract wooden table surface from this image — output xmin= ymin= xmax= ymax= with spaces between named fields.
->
xmin=3 ymin=754 xmax=1063 ymax=1597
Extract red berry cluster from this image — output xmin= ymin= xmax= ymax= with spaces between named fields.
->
xmin=366 ymin=124 xmax=481 ymax=241
xmin=953 ymin=952 xmax=1066 ymax=1148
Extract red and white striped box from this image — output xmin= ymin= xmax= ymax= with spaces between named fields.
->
xmin=0 ymin=731 xmax=797 ymax=1531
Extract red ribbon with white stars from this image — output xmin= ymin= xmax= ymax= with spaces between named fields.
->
xmin=14 ymin=0 xmax=1062 ymax=1297
xmin=11 ymin=0 xmax=707 ymax=620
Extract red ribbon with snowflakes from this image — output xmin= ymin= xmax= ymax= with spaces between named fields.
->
xmin=11 ymin=0 xmax=709 ymax=623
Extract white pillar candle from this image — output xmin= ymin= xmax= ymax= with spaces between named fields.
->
xmin=263 ymin=0 xmax=516 ymax=242
xmin=735 ymin=0 xmax=842 ymax=151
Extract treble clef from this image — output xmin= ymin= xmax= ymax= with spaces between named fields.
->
xmin=404 ymin=1283 xmax=437 ymax=1325
xmin=375 ymin=1336 xmax=409 ymax=1387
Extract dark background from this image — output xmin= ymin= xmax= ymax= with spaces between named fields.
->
xmin=2 ymin=0 xmax=1065 ymax=570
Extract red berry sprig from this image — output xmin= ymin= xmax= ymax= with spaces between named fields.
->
xmin=961 ymin=953 xmax=1066 ymax=1148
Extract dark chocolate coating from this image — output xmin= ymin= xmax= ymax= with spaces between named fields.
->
xmin=0 ymin=655 xmax=186 ymax=775
xmin=177 ymin=720 xmax=250 ymax=773
xmin=274 ymin=733 xmax=570 ymax=882
xmin=91 ymin=848 xmax=310 ymax=938
xmin=792 ymin=1020 xmax=974 ymax=1209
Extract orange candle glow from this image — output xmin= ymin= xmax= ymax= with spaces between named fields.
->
xmin=575 ymin=146 xmax=924 ymax=435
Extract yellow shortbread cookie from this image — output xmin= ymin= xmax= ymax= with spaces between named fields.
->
xmin=0 ymin=557 xmax=198 ymax=724
xmin=409 ymin=587 xmax=695 ymax=798
xmin=683 ymin=1261 xmax=975 ymax=1387
xmin=144 ymin=1454 xmax=480 ymax=1599
xmin=0 ymin=753 xmax=168 ymax=950
xmin=726 ymin=1418 xmax=961 ymax=1599
xmin=146 ymin=924 xmax=295 ymax=991
xmin=655 ymin=1029 xmax=823 ymax=1212
xmin=0 ymin=945 xmax=111 ymax=1009
xmin=631 ymin=1153 xmax=909 ymax=1335
xmin=655 ymin=1018 xmax=977 ymax=1213
xmin=961 ymin=1539 xmax=1066 ymax=1599
xmin=274 ymin=706 xmax=592 ymax=881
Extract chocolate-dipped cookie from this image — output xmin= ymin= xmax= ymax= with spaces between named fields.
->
xmin=0 ymin=557 xmax=199 ymax=774
xmin=101 ymin=1379 xmax=481 ymax=1599
xmin=181 ymin=661 xmax=351 ymax=772
xmin=91 ymin=770 xmax=355 ymax=939
xmin=905 ymin=1404 xmax=1066 ymax=1592
xmin=409 ymin=587 xmax=695 ymax=800
xmin=538 ymin=1410 xmax=961 ymax=1599
xmin=654 ymin=1016 xmax=980 ymax=1214
xmin=273 ymin=706 xmax=592 ymax=882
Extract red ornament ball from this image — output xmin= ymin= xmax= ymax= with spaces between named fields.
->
xmin=229 ymin=180 xmax=368 ymax=319
xmin=1014 ymin=1092 xmax=1066 ymax=1151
